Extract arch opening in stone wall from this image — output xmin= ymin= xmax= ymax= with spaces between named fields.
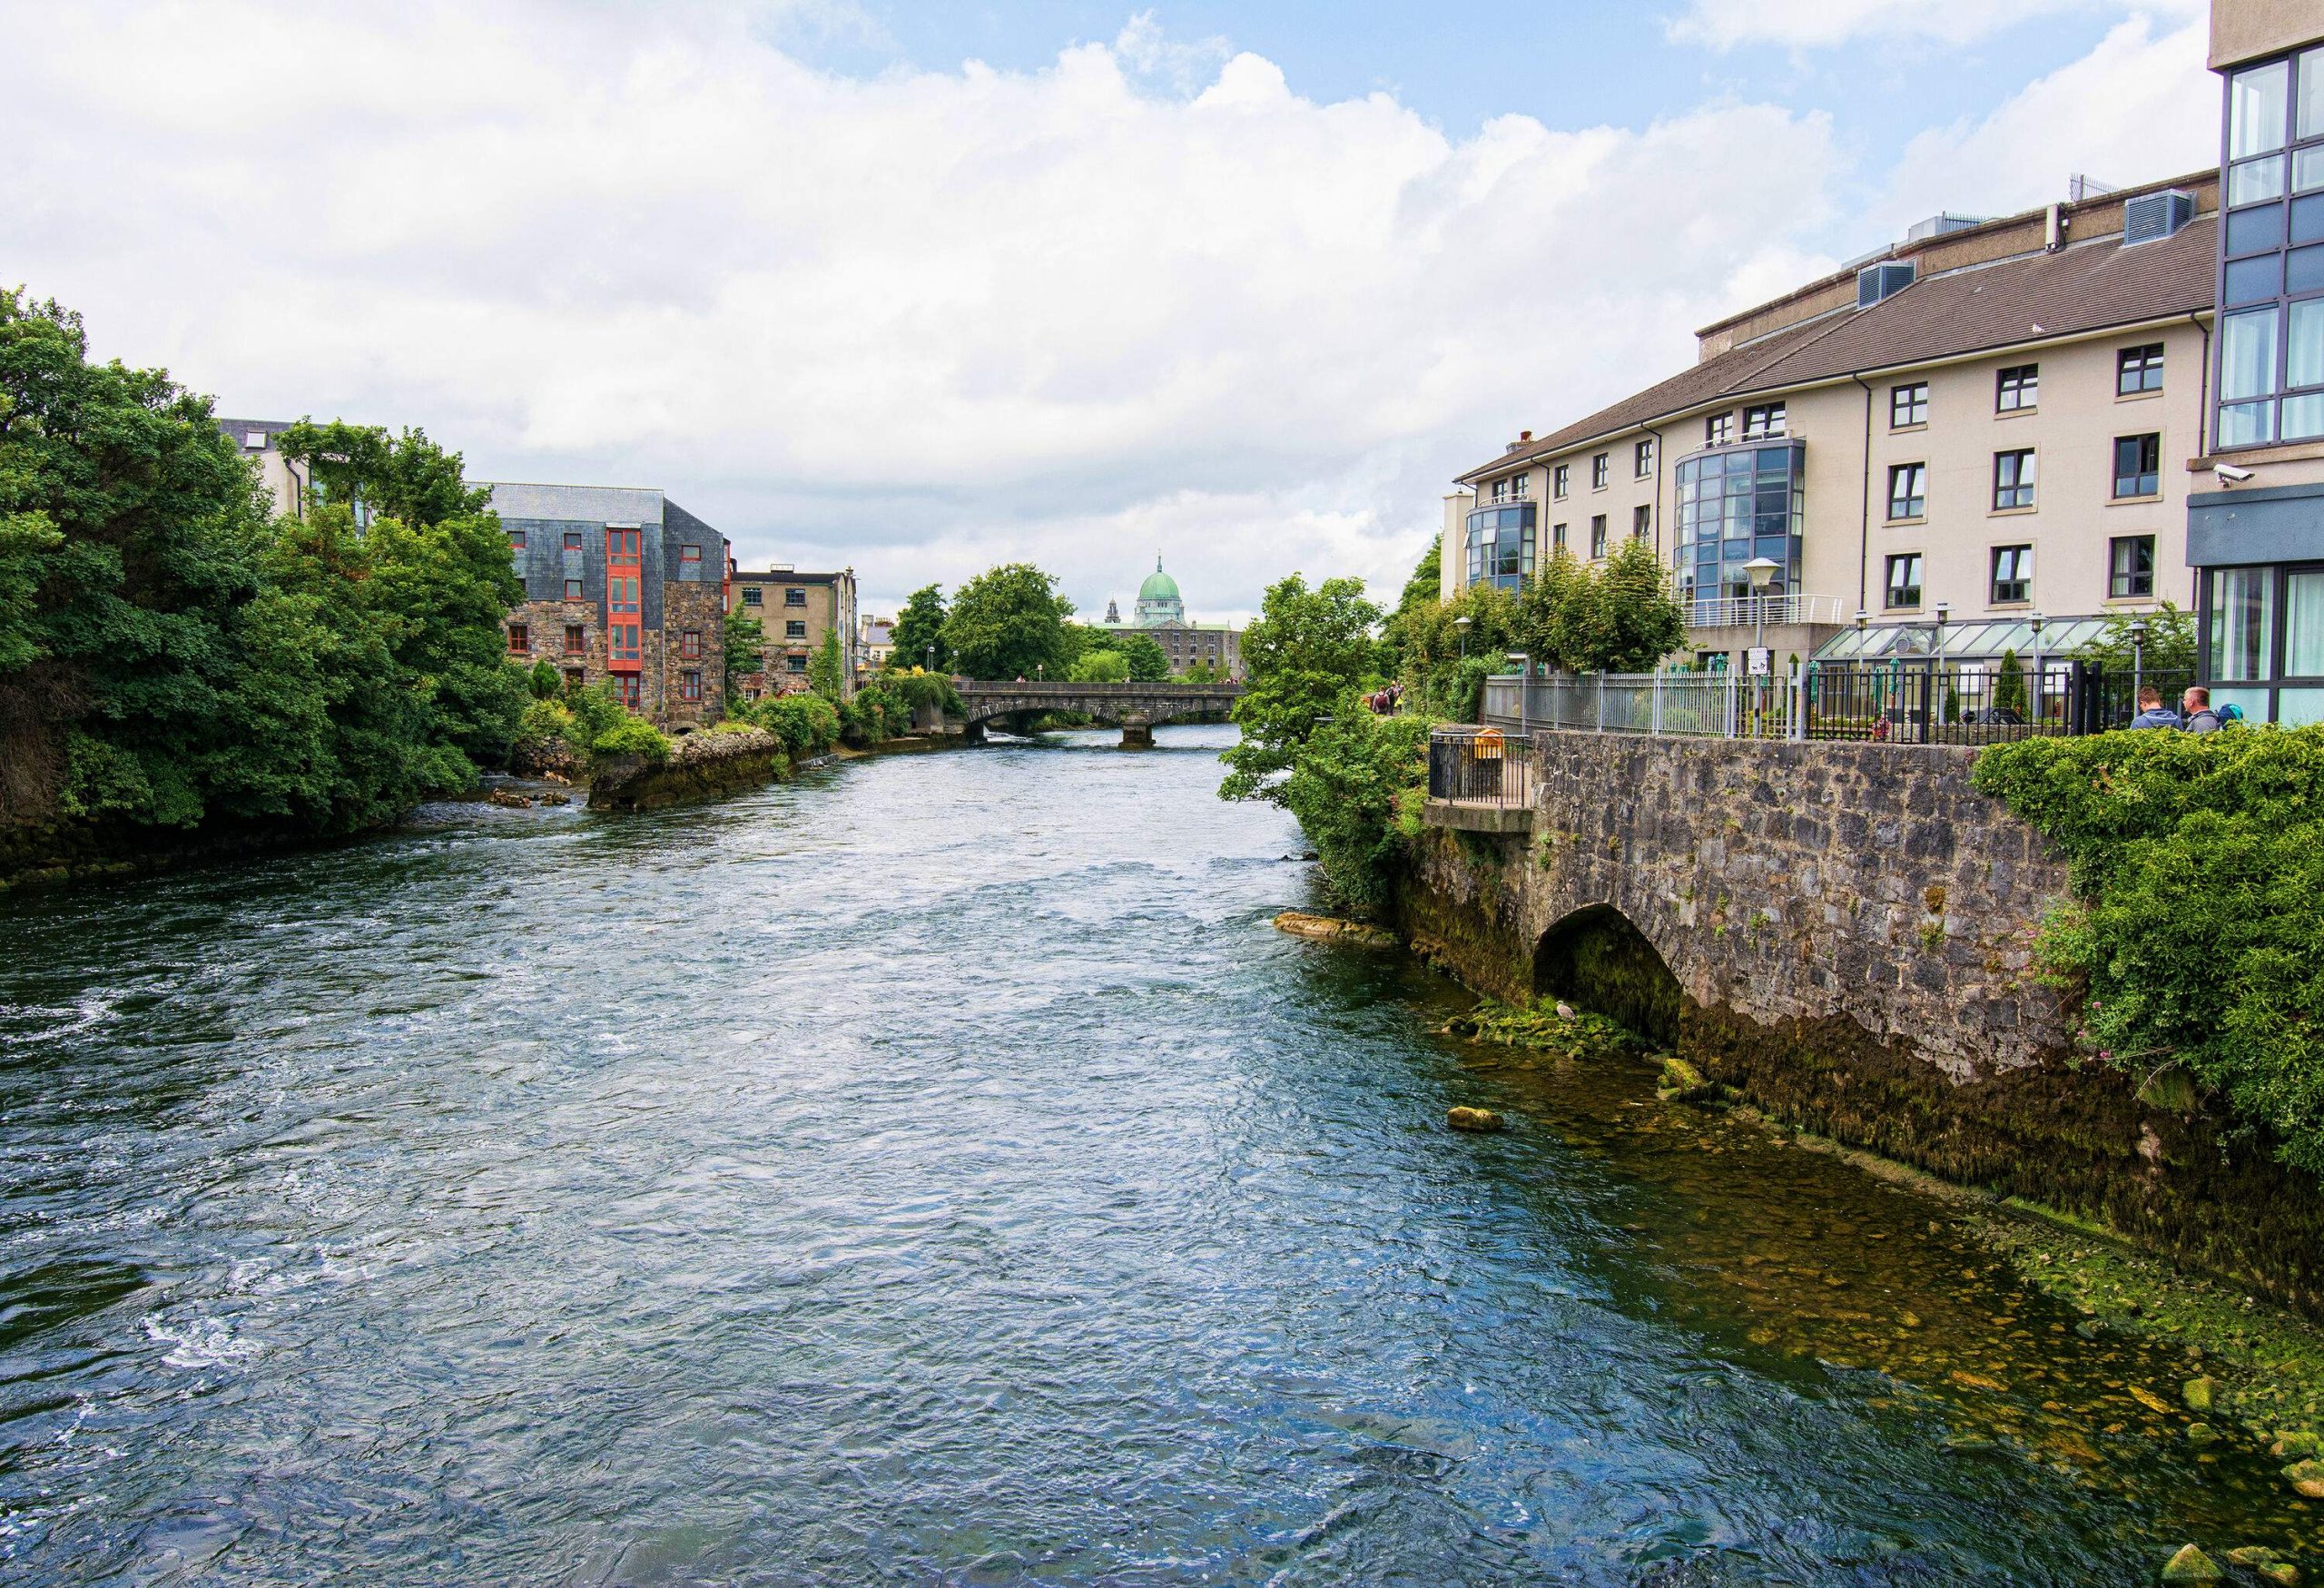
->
xmin=1532 ymin=904 xmax=1683 ymax=1049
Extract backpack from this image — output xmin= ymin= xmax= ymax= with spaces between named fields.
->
xmin=2220 ymin=703 xmax=2245 ymax=724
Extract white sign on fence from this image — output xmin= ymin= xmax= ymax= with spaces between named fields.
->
xmin=1747 ymin=646 xmax=1771 ymax=676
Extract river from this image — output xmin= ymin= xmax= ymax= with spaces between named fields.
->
xmin=0 ymin=725 xmax=2307 ymax=1584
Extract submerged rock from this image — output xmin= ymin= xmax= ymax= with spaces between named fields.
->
xmin=1272 ymin=911 xmax=1399 ymax=949
xmin=2183 ymin=1376 xmax=2218 ymax=1413
xmin=1447 ymin=1106 xmax=1506 ymax=1133
xmin=2227 ymin=1546 xmax=2295 ymax=1584
xmin=2283 ymin=1457 xmax=2324 ymax=1497
xmin=2161 ymin=1544 xmax=2222 ymax=1583
xmin=1656 ymin=1057 xmax=1715 ymax=1103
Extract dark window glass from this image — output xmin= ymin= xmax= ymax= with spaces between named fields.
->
xmin=786 ymin=654 xmax=808 ymax=673
xmin=1590 ymin=515 xmax=1608 ymax=558
xmin=1634 ymin=439 xmax=1654 ymax=478
xmin=1551 ymin=522 xmax=1567 ymax=549
xmin=1705 ymin=413 xmax=1733 ymax=445
xmin=2296 ymin=192 xmax=2324 ymax=246
xmin=1742 ymin=402 xmax=1785 ymax=439
xmin=2229 ymin=202 xmax=2286 ymax=257
xmin=1885 ymin=554 xmax=1923 ymax=610
xmin=787 ymin=620 xmax=807 ymax=637
xmin=680 ymin=544 xmax=701 ymax=562
xmin=1994 ymin=449 xmax=2036 ymax=509
xmin=507 ymin=624 xmax=527 ymax=653
xmin=785 ymin=588 xmax=807 ymax=607
xmin=1590 ymin=453 xmax=1610 ymax=488
xmin=2112 ymin=433 xmax=2161 ymax=498
xmin=1632 ymin=504 xmax=1651 ymax=538
xmin=1995 ymin=365 xmax=2038 ymax=411
xmin=1552 ymin=464 xmax=1569 ymax=498
xmin=2109 ymin=535 xmax=2156 ymax=599
xmin=2116 ymin=345 xmax=2163 ymax=395
xmin=564 ymin=531 xmax=583 ymax=550
xmin=508 ymin=531 xmax=526 ymax=550
xmin=680 ymin=670 xmax=702 ymax=701
xmin=741 ymin=587 xmax=762 ymax=606
xmin=1890 ymin=382 xmax=1928 ymax=426
xmin=1990 ymin=545 xmax=2032 ymax=605
xmin=564 ymin=625 xmax=585 ymax=654
xmin=564 ymin=578 xmax=584 ymax=599
xmin=1887 ymin=462 xmax=1926 ymax=519
xmin=2227 ymin=252 xmax=2284 ymax=305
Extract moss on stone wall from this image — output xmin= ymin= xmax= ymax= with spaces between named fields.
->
xmin=1535 ymin=906 xmax=1682 ymax=1048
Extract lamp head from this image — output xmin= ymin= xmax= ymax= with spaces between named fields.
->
xmin=1454 ymin=616 xmax=1472 ymax=632
xmin=1854 ymin=609 xmax=1869 ymax=632
xmin=1934 ymin=601 xmax=1951 ymax=626
xmin=1742 ymin=556 xmax=1780 ymax=591
xmin=2027 ymin=611 xmax=2044 ymax=635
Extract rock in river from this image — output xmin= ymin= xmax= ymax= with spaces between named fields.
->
xmin=1272 ymin=911 xmax=1399 ymax=949
xmin=2160 ymin=1544 xmax=2222 ymax=1583
xmin=1447 ymin=1107 xmax=1506 ymax=1133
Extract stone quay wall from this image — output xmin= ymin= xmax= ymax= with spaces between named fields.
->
xmin=1400 ymin=730 xmax=2324 ymax=1315
xmin=590 ymin=726 xmax=782 ymax=812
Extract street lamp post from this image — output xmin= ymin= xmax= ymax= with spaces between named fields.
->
xmin=1742 ymin=557 xmax=1780 ymax=725
xmin=2130 ymin=616 xmax=2150 ymax=707
xmin=1927 ymin=601 xmax=1951 ymax=741
xmin=2027 ymin=611 xmax=2044 ymax=729
xmin=1455 ymin=615 xmax=1472 ymax=663
xmin=925 ymin=644 xmax=935 ymax=674
xmin=1508 ymin=650 xmax=1530 ymax=744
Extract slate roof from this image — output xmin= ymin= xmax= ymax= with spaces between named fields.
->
xmin=1458 ymin=215 xmax=2218 ymax=484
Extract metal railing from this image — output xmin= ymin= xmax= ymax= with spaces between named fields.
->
xmin=1478 ymin=662 xmax=2200 ymax=747
xmin=1427 ymin=725 xmax=1536 ymax=806
xmin=1685 ymin=593 xmax=1850 ymax=630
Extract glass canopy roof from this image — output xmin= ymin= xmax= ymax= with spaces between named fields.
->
xmin=1810 ymin=616 xmax=2115 ymax=664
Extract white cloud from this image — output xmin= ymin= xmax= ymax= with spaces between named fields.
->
xmin=0 ymin=2 xmax=1851 ymax=620
xmin=1878 ymin=15 xmax=2214 ymax=231
xmin=1668 ymin=0 xmax=2203 ymax=51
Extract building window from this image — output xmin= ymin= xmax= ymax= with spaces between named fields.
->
xmin=507 ymin=624 xmax=527 ymax=653
xmin=1886 ymin=462 xmax=1926 ymax=520
xmin=1705 ymin=412 xmax=1733 ymax=446
xmin=1552 ymin=463 xmax=1569 ymax=498
xmin=680 ymin=629 xmax=702 ymax=659
xmin=1990 ymin=544 xmax=2033 ymax=605
xmin=564 ymin=531 xmax=583 ymax=551
xmin=507 ymin=531 xmax=527 ymax=553
xmin=1551 ymin=522 xmax=1567 ymax=550
xmin=1993 ymin=449 xmax=2037 ymax=510
xmin=2110 ymin=535 xmax=2156 ymax=599
xmin=1590 ymin=453 xmax=1610 ymax=489
xmin=742 ymin=587 xmax=763 ymax=607
xmin=2112 ymin=433 xmax=2162 ymax=498
xmin=563 ymin=667 xmax=585 ymax=690
xmin=2117 ymin=344 xmax=2164 ymax=395
xmin=615 ymin=674 xmax=640 ymax=710
xmin=785 ymin=588 xmax=807 ymax=607
xmin=1741 ymin=402 xmax=1785 ymax=439
xmin=680 ymin=544 xmax=701 ymax=563
xmin=1995 ymin=364 xmax=2038 ymax=412
xmin=1633 ymin=439 xmax=1654 ymax=478
xmin=609 ymin=575 xmax=640 ymax=615
xmin=786 ymin=653 xmax=808 ymax=673
xmin=564 ymin=578 xmax=584 ymax=600
xmin=563 ymin=624 xmax=586 ymax=654
xmin=1512 ymin=472 xmax=1530 ymax=498
xmin=1885 ymin=554 xmax=1923 ymax=610
xmin=612 ymin=624 xmax=640 ymax=663
xmin=786 ymin=620 xmax=807 ymax=638
xmin=1462 ymin=503 xmax=1536 ymax=591
xmin=607 ymin=529 xmax=640 ymax=558
xmin=1672 ymin=442 xmax=1802 ymax=613
xmin=1890 ymin=382 xmax=1928 ymax=428
xmin=1631 ymin=504 xmax=1651 ymax=538
xmin=1589 ymin=514 xmax=1608 ymax=558
xmin=680 ymin=669 xmax=702 ymax=702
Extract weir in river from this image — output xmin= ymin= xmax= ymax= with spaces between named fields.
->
xmin=0 ymin=725 xmax=2308 ymax=1583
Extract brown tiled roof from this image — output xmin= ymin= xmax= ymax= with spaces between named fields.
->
xmin=1458 ymin=216 xmax=2217 ymax=483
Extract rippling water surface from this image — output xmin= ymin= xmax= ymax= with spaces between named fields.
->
xmin=0 ymin=725 xmax=2308 ymax=1584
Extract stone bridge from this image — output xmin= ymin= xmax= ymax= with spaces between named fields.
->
xmin=1403 ymin=730 xmax=2324 ymax=1313
xmin=953 ymin=680 xmax=1242 ymax=747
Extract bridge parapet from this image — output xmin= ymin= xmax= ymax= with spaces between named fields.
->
xmin=952 ymin=679 xmax=1243 ymax=731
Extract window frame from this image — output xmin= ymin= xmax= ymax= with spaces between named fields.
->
xmin=563 ymin=577 xmax=585 ymax=601
xmin=785 ymin=587 xmax=808 ymax=607
xmin=1886 ymin=461 xmax=1927 ymax=521
xmin=2116 ymin=343 xmax=2165 ymax=397
xmin=1631 ymin=503 xmax=1651 ymax=538
xmin=1590 ymin=452 xmax=1610 ymax=490
xmin=679 ymin=669 xmax=703 ymax=702
xmin=786 ymin=619 xmax=808 ymax=638
xmin=1705 ymin=412 xmax=1734 ymax=446
xmin=564 ymin=530 xmax=584 ymax=551
xmin=680 ymin=629 xmax=703 ymax=659
xmin=1552 ymin=463 xmax=1570 ymax=499
xmin=2109 ymin=534 xmax=2157 ymax=599
xmin=564 ymin=624 xmax=586 ymax=655
xmin=1884 ymin=553 xmax=1924 ymax=611
xmin=1989 ymin=544 xmax=2033 ymax=606
xmin=1589 ymin=514 xmax=1609 ymax=559
xmin=1890 ymin=381 xmax=1929 ymax=429
xmin=1993 ymin=448 xmax=2038 ymax=511
xmin=1633 ymin=439 xmax=1654 ymax=478
xmin=1741 ymin=401 xmax=1786 ymax=439
xmin=741 ymin=587 xmax=763 ymax=607
xmin=2112 ymin=432 xmax=2162 ymax=499
xmin=506 ymin=623 xmax=528 ymax=654
xmin=1995 ymin=364 xmax=2039 ymax=413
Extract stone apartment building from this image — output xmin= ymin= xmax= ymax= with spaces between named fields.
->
xmin=488 ymin=482 xmax=732 ymax=728
xmin=2187 ymin=1 xmax=2324 ymax=725
xmin=1449 ymin=170 xmax=2222 ymax=680
xmin=729 ymin=567 xmax=859 ymax=701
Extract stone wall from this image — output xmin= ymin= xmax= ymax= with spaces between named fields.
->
xmin=589 ymin=726 xmax=781 ymax=811
xmin=1401 ymin=731 xmax=2324 ymax=1315
xmin=660 ymin=583 xmax=726 ymax=728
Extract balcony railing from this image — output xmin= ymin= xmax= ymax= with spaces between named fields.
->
xmin=1686 ymin=593 xmax=1849 ymax=630
xmin=1427 ymin=725 xmax=1536 ymax=806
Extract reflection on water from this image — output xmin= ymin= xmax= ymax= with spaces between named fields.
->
xmin=0 ymin=725 xmax=2305 ymax=1583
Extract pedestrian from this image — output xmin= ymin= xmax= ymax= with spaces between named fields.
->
xmin=2182 ymin=686 xmax=2222 ymax=734
xmin=2127 ymin=686 xmax=2181 ymax=730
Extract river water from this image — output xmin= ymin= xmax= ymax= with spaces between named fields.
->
xmin=0 ymin=725 xmax=2309 ymax=1584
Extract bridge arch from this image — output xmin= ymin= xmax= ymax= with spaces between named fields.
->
xmin=1531 ymin=903 xmax=1683 ymax=1048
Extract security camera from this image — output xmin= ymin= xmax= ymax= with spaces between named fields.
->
xmin=2215 ymin=462 xmax=2256 ymax=484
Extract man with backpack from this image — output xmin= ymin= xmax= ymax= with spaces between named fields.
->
xmin=2181 ymin=686 xmax=2240 ymax=733
xmin=2128 ymin=686 xmax=2181 ymax=730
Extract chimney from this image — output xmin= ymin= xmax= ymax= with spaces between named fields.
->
xmin=1521 ymin=430 xmax=1532 ymax=442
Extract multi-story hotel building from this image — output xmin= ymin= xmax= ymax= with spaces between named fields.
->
xmin=729 ymin=567 xmax=859 ymax=701
xmin=490 ymin=482 xmax=732 ymax=728
xmin=2190 ymin=1 xmax=2324 ymax=724
xmin=1449 ymin=172 xmax=2221 ymax=677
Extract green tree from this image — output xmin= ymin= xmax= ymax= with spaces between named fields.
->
xmin=808 ymin=628 xmax=844 ymax=702
xmin=724 ymin=607 xmax=765 ymax=699
xmin=1994 ymin=648 xmax=2028 ymax=717
xmin=1281 ymin=701 xmax=1433 ymax=914
xmin=2079 ymin=600 xmax=2197 ymax=676
xmin=1220 ymin=573 xmax=1382 ymax=806
xmin=361 ymin=508 xmax=527 ymax=767
xmin=890 ymin=582 xmax=949 ymax=672
xmin=274 ymin=419 xmax=492 ymax=528
xmin=1561 ymin=536 xmax=1686 ymax=673
xmin=528 ymin=659 xmax=560 ymax=699
xmin=1376 ymin=533 xmax=1442 ymax=679
xmin=1112 ymin=631 xmax=1172 ymax=682
xmin=1400 ymin=581 xmax=1519 ymax=720
xmin=1066 ymin=647 xmax=1131 ymax=683
xmin=941 ymin=562 xmax=1073 ymax=680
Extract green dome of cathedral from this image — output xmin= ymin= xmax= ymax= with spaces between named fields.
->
xmin=1138 ymin=561 xmax=1180 ymax=604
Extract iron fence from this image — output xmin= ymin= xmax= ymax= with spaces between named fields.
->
xmin=1427 ymin=725 xmax=1537 ymax=806
xmin=1479 ymin=663 xmax=2202 ymax=746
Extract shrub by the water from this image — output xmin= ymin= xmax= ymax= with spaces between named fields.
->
xmin=589 ymin=715 xmax=671 ymax=764
xmin=1972 ymin=725 xmax=2324 ymax=1173
xmin=744 ymin=692 xmax=842 ymax=757
xmin=1278 ymin=702 xmax=1432 ymax=915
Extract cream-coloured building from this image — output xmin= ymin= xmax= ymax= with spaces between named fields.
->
xmin=729 ymin=566 xmax=859 ymax=701
xmin=1450 ymin=173 xmax=2221 ymax=674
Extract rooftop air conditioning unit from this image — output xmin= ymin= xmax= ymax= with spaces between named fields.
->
xmin=2123 ymin=189 xmax=2194 ymax=246
xmin=1856 ymin=260 xmax=1915 ymax=309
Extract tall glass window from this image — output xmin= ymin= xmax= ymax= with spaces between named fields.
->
xmin=2288 ymin=570 xmax=2324 ymax=677
xmin=2212 ymin=567 xmax=2277 ymax=682
xmin=2232 ymin=60 xmax=2290 ymax=159
xmin=1463 ymin=503 xmax=1536 ymax=593
xmin=2217 ymin=49 xmax=2324 ymax=449
xmin=1673 ymin=441 xmax=1804 ymax=616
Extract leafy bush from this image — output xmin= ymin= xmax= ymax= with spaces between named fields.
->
xmin=750 ymin=692 xmax=841 ymax=756
xmin=1221 ymin=573 xmax=1382 ymax=806
xmin=2078 ymin=600 xmax=2196 ymax=675
xmin=590 ymin=715 xmax=671 ymax=763
xmin=527 ymin=659 xmax=561 ymax=700
xmin=1066 ymin=648 xmax=1130 ymax=683
xmin=1280 ymin=701 xmax=1433 ymax=914
xmin=513 ymin=698 xmax=576 ymax=756
xmin=1972 ymin=725 xmax=2324 ymax=1172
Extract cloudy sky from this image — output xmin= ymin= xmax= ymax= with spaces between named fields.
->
xmin=0 ymin=0 xmax=2215 ymax=624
